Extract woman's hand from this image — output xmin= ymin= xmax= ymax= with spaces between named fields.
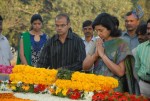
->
xmin=96 ymin=38 xmax=105 ymax=58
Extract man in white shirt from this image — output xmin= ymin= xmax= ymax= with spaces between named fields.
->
xmin=0 ymin=15 xmax=13 ymax=66
xmin=0 ymin=15 xmax=13 ymax=80
xmin=82 ymin=20 xmax=96 ymax=55
xmin=82 ymin=20 xmax=96 ymax=73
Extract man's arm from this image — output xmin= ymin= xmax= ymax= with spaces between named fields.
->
xmin=64 ymin=39 xmax=86 ymax=71
xmin=37 ymin=40 xmax=50 ymax=68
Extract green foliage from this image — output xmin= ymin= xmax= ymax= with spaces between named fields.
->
xmin=57 ymin=69 xmax=73 ymax=80
xmin=0 ymin=0 xmax=52 ymax=48
xmin=0 ymin=0 xmax=149 ymax=48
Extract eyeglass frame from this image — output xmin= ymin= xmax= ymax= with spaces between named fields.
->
xmin=55 ymin=23 xmax=68 ymax=28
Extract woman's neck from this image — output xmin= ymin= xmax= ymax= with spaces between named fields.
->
xmin=104 ymin=36 xmax=114 ymax=42
xmin=30 ymin=30 xmax=42 ymax=35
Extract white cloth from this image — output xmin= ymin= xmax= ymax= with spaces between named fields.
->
xmin=14 ymin=93 xmax=91 ymax=101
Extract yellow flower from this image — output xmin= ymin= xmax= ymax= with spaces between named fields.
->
xmin=11 ymin=86 xmax=16 ymax=90
xmin=22 ymin=84 xmax=30 ymax=91
xmin=10 ymin=65 xmax=119 ymax=92
xmin=55 ymin=87 xmax=62 ymax=95
xmin=62 ymin=88 xmax=68 ymax=96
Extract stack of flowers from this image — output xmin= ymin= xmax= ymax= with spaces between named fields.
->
xmin=50 ymin=70 xmax=119 ymax=99
xmin=9 ymin=65 xmax=57 ymax=93
xmin=55 ymin=72 xmax=118 ymax=91
xmin=10 ymin=65 xmax=57 ymax=85
xmin=7 ymin=65 xmax=119 ymax=100
xmin=92 ymin=91 xmax=150 ymax=101
xmin=0 ymin=65 xmax=13 ymax=74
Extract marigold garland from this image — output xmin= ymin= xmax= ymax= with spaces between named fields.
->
xmin=9 ymin=65 xmax=118 ymax=92
xmin=9 ymin=65 xmax=57 ymax=85
xmin=1 ymin=65 xmax=150 ymax=100
xmin=55 ymin=72 xmax=118 ymax=91
xmin=8 ymin=65 xmax=119 ymax=99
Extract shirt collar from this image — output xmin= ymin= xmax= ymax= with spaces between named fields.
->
xmin=122 ymin=31 xmax=128 ymax=36
xmin=83 ymin=36 xmax=96 ymax=42
xmin=122 ymin=31 xmax=137 ymax=38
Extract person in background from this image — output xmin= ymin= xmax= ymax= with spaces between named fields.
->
xmin=132 ymin=23 xmax=148 ymax=56
xmin=82 ymin=20 xmax=96 ymax=54
xmin=136 ymin=23 xmax=148 ymax=43
xmin=0 ymin=15 xmax=13 ymax=66
xmin=37 ymin=13 xmax=86 ymax=71
xmin=0 ymin=15 xmax=13 ymax=80
xmin=135 ymin=19 xmax=150 ymax=98
xmin=82 ymin=20 xmax=96 ymax=73
xmin=83 ymin=13 xmax=139 ymax=94
xmin=121 ymin=11 xmax=140 ymax=50
xmin=17 ymin=14 xmax=48 ymax=67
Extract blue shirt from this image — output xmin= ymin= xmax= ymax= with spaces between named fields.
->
xmin=121 ymin=31 xmax=139 ymax=50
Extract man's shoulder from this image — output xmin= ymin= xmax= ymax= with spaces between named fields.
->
xmin=72 ymin=32 xmax=80 ymax=38
xmin=82 ymin=37 xmax=85 ymax=41
xmin=0 ymin=34 xmax=8 ymax=41
xmin=0 ymin=35 xmax=10 ymax=47
xmin=137 ymin=41 xmax=149 ymax=48
xmin=46 ymin=34 xmax=57 ymax=44
xmin=51 ymin=34 xmax=57 ymax=39
xmin=136 ymin=41 xmax=149 ymax=55
xmin=71 ymin=32 xmax=83 ymax=41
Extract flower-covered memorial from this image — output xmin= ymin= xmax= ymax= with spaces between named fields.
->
xmin=0 ymin=65 xmax=150 ymax=101
xmin=8 ymin=65 xmax=118 ymax=98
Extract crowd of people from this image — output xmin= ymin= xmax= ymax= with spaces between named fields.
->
xmin=0 ymin=10 xmax=150 ymax=98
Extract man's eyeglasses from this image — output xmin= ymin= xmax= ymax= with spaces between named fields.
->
xmin=55 ymin=24 xmax=68 ymax=28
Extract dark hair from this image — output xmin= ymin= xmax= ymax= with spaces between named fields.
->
xmin=112 ymin=16 xmax=119 ymax=28
xmin=0 ymin=15 xmax=3 ymax=21
xmin=125 ymin=11 xmax=139 ymax=20
xmin=55 ymin=13 xmax=70 ymax=23
xmin=136 ymin=23 xmax=147 ymax=35
xmin=30 ymin=14 xmax=43 ymax=24
xmin=92 ymin=13 xmax=121 ymax=37
xmin=147 ymin=19 xmax=150 ymax=24
xmin=125 ymin=11 xmax=133 ymax=16
xmin=82 ymin=20 xmax=92 ymax=28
